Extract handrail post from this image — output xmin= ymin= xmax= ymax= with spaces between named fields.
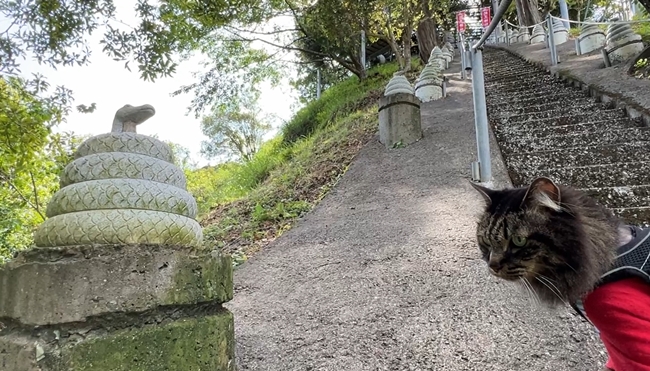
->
xmin=459 ymin=33 xmax=467 ymax=79
xmin=470 ymin=47 xmax=492 ymax=182
xmin=547 ymin=16 xmax=558 ymax=66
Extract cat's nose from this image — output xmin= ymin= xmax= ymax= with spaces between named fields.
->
xmin=488 ymin=257 xmax=502 ymax=273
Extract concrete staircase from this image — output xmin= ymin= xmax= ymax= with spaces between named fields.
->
xmin=482 ymin=48 xmax=650 ymax=227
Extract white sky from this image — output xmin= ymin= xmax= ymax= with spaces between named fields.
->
xmin=2 ymin=0 xmax=301 ymax=167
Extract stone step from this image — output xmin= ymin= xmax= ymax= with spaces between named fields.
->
xmin=487 ymin=91 xmax=587 ymax=107
xmin=490 ymin=99 xmax=603 ymax=117
xmin=484 ymin=65 xmax=545 ymax=77
xmin=487 ymin=85 xmax=586 ymax=101
xmin=485 ymin=74 xmax=556 ymax=89
xmin=512 ymin=161 xmax=650 ymax=189
xmin=483 ymin=69 xmax=545 ymax=82
xmin=499 ymin=127 xmax=650 ymax=154
xmin=491 ymin=103 xmax=613 ymax=122
xmin=493 ymin=118 xmax=639 ymax=136
xmin=613 ymin=207 xmax=650 ymax=226
xmin=491 ymin=108 xmax=627 ymax=130
xmin=505 ymin=142 xmax=650 ymax=173
xmin=581 ymin=185 xmax=650 ymax=209
xmin=491 ymin=83 xmax=575 ymax=96
xmin=485 ymin=79 xmax=561 ymax=94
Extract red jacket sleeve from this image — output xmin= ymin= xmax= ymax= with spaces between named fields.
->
xmin=583 ymin=277 xmax=650 ymax=371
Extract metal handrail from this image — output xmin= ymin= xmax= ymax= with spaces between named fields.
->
xmin=472 ymin=0 xmax=515 ymax=51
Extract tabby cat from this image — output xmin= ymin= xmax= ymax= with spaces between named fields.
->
xmin=470 ymin=176 xmax=630 ymax=306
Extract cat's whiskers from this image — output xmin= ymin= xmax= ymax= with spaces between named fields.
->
xmin=535 ymin=275 xmax=568 ymax=306
xmin=520 ymin=277 xmax=541 ymax=306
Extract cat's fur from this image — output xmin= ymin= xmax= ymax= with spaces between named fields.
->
xmin=471 ymin=177 xmax=622 ymax=306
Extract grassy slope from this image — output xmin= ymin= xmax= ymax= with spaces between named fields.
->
xmin=193 ymin=59 xmax=423 ymax=266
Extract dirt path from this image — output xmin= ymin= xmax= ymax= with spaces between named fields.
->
xmin=226 ymin=61 xmax=607 ymax=371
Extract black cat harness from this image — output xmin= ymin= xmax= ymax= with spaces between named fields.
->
xmin=572 ymin=225 xmax=650 ymax=324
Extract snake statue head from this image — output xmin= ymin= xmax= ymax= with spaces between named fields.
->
xmin=111 ymin=104 xmax=156 ymax=133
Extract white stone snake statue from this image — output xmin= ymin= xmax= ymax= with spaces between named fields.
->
xmin=34 ymin=104 xmax=203 ymax=247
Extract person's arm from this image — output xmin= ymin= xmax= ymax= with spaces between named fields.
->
xmin=583 ymin=278 xmax=650 ymax=371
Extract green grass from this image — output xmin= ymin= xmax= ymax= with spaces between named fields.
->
xmin=190 ymin=58 xmax=423 ymax=266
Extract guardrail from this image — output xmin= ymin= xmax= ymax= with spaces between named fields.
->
xmin=468 ymin=0 xmax=514 ymax=183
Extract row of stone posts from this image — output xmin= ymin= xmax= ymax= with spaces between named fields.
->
xmin=503 ymin=17 xmax=644 ymax=67
xmin=378 ymin=44 xmax=455 ymax=148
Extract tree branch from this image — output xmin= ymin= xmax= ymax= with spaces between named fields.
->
xmin=0 ymin=170 xmax=46 ymax=220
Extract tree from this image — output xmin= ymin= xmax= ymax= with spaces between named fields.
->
xmin=200 ymin=99 xmax=273 ymax=162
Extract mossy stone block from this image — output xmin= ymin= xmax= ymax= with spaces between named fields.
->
xmin=48 ymin=311 xmax=235 ymax=371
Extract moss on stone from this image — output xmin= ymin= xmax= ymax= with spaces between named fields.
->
xmin=166 ymin=253 xmax=233 ymax=305
xmin=58 ymin=311 xmax=235 ymax=371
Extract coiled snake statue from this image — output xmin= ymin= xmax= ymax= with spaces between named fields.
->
xmin=34 ymin=104 xmax=203 ymax=247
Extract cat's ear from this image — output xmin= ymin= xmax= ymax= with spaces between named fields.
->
xmin=521 ymin=177 xmax=562 ymax=211
xmin=469 ymin=181 xmax=495 ymax=206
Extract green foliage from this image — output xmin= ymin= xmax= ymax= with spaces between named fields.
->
xmin=171 ymin=36 xmax=283 ymax=116
xmin=281 ymin=61 xmax=401 ymax=143
xmin=200 ymin=101 xmax=273 ymax=162
xmin=632 ymin=11 xmax=650 ymax=44
xmin=0 ymin=76 xmax=82 ymax=262
xmin=0 ymin=129 xmax=83 ymax=262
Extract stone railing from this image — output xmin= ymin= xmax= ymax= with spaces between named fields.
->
xmin=0 ymin=104 xmax=235 ymax=370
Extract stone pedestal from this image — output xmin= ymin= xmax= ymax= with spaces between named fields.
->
xmin=0 ymin=104 xmax=235 ymax=371
xmin=605 ymin=22 xmax=644 ymax=65
xmin=509 ymin=29 xmax=520 ymax=44
xmin=550 ymin=18 xmax=569 ymax=45
xmin=531 ymin=24 xmax=545 ymax=44
xmin=0 ymin=245 xmax=234 ymax=371
xmin=578 ymin=24 xmax=605 ymax=54
xmin=415 ymin=63 xmax=444 ymax=103
xmin=378 ymin=93 xmax=422 ymax=148
xmin=518 ymin=29 xmax=530 ymax=43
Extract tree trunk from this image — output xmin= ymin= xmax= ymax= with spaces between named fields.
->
xmin=515 ymin=0 xmax=525 ymax=26
xmin=417 ymin=18 xmax=438 ymax=64
xmin=416 ymin=0 xmax=438 ymax=64
xmin=516 ymin=0 xmax=542 ymax=26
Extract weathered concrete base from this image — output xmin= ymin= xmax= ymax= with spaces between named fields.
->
xmin=0 ymin=244 xmax=232 ymax=325
xmin=607 ymin=39 xmax=645 ymax=65
xmin=579 ymin=33 xmax=605 ymax=55
xmin=378 ymin=93 xmax=423 ymax=148
xmin=1 ymin=309 xmax=235 ymax=371
xmin=415 ymin=84 xmax=443 ymax=102
xmin=530 ymin=35 xmax=545 ymax=44
xmin=0 ymin=245 xmax=235 ymax=370
xmin=554 ymin=30 xmax=569 ymax=45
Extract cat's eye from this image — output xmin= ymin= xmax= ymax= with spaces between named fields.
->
xmin=511 ymin=235 xmax=527 ymax=247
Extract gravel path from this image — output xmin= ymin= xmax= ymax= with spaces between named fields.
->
xmin=226 ymin=60 xmax=607 ymax=371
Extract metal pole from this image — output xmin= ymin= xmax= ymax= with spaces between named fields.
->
xmin=361 ymin=30 xmax=367 ymax=70
xmin=558 ymin=0 xmax=570 ymax=29
xmin=470 ymin=48 xmax=492 ymax=182
xmin=316 ymin=68 xmax=321 ymax=99
xmin=492 ymin=0 xmax=501 ymax=39
xmin=505 ymin=26 xmax=510 ymax=46
xmin=547 ymin=16 xmax=558 ymax=66
xmin=460 ymin=33 xmax=467 ymax=79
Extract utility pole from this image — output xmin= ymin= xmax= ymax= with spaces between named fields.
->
xmin=316 ymin=68 xmax=321 ymax=99
xmin=361 ymin=30 xmax=367 ymax=70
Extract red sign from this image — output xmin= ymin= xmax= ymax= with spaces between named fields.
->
xmin=456 ymin=11 xmax=466 ymax=33
xmin=481 ymin=7 xmax=491 ymax=28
